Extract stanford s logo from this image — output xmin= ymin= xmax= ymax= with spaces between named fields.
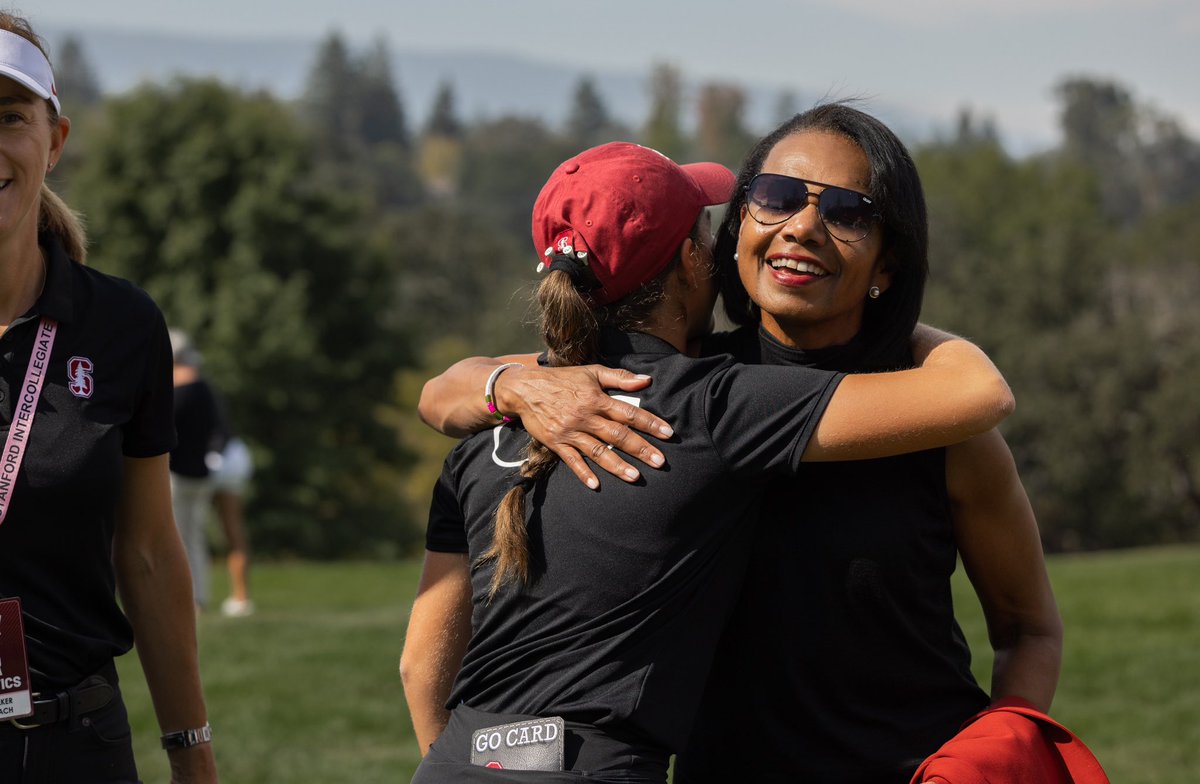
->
xmin=553 ymin=230 xmax=574 ymax=255
xmin=67 ymin=356 xmax=95 ymax=398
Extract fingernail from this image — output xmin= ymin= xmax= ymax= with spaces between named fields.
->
xmin=659 ymin=425 xmax=674 ymax=437
xmin=650 ymin=453 xmax=664 ymax=466
xmin=624 ymin=468 xmax=640 ymax=481
xmin=635 ymin=374 xmax=651 ymax=380
xmin=587 ymin=477 xmax=599 ymax=490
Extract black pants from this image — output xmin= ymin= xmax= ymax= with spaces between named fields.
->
xmin=412 ymin=704 xmax=669 ymax=784
xmin=0 ymin=668 xmax=140 ymax=784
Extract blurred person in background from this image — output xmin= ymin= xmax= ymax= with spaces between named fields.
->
xmin=0 ymin=11 xmax=216 ymax=782
xmin=210 ymin=432 xmax=255 ymax=618
xmin=169 ymin=344 xmax=255 ymax=618
xmin=401 ymin=141 xmax=1015 ymax=783
xmin=169 ymin=328 xmax=224 ymax=613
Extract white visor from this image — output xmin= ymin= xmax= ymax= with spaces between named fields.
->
xmin=0 ymin=29 xmax=59 ymax=114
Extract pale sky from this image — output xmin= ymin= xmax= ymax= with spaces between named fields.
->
xmin=32 ymin=0 xmax=1200 ymax=152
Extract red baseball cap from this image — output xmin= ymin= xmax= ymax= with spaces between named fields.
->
xmin=532 ymin=142 xmax=735 ymax=305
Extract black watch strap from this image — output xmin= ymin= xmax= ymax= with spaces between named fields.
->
xmin=161 ymin=722 xmax=213 ymax=750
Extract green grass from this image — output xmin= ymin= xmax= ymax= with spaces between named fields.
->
xmin=117 ymin=547 xmax=1200 ymax=782
xmin=118 ymin=561 xmax=425 ymax=783
xmin=952 ymin=545 xmax=1200 ymax=783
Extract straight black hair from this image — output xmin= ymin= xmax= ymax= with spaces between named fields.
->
xmin=716 ymin=102 xmax=929 ymax=370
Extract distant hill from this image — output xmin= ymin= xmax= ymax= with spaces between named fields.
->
xmin=39 ymin=24 xmax=933 ymax=143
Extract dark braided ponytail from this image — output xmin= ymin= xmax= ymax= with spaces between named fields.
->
xmin=478 ymin=215 xmax=704 ymax=599
xmin=477 ymin=265 xmax=598 ymax=599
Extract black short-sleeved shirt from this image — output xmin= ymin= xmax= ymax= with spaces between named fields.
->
xmin=170 ymin=378 xmax=222 ymax=478
xmin=0 ymin=235 xmax=176 ymax=690
xmin=676 ymin=326 xmax=989 ymax=784
xmin=426 ymin=330 xmax=843 ymax=752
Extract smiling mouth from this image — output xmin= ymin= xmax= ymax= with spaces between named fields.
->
xmin=768 ymin=258 xmax=827 ymax=277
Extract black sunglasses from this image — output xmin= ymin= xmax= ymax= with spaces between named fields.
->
xmin=744 ymin=173 xmax=879 ymax=243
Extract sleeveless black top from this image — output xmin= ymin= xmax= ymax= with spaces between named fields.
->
xmin=676 ymin=326 xmax=989 ymax=784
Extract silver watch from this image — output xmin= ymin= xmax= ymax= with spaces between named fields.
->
xmin=160 ymin=722 xmax=213 ymax=750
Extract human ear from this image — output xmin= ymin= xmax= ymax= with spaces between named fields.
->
xmin=872 ymin=268 xmax=892 ymax=296
xmin=871 ymin=248 xmax=895 ymax=295
xmin=48 ymin=115 xmax=71 ymax=169
xmin=678 ymin=237 xmax=703 ymax=288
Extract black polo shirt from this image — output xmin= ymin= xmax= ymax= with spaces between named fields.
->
xmin=425 ymin=330 xmax=843 ymax=752
xmin=677 ymin=326 xmax=989 ymax=784
xmin=170 ymin=379 xmax=222 ymax=479
xmin=0 ymin=234 xmax=175 ymax=691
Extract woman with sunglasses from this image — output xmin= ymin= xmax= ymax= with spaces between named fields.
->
xmin=403 ymin=140 xmax=1015 ymax=783
xmin=677 ymin=103 xmax=1061 ymax=784
xmin=415 ymin=104 xmax=1061 ymax=783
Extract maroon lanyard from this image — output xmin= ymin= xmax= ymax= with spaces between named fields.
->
xmin=0 ymin=318 xmax=58 ymax=526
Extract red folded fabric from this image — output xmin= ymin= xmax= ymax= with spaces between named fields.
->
xmin=910 ymin=697 xmax=1110 ymax=784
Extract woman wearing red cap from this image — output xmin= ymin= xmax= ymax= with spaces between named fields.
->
xmin=0 ymin=13 xmax=217 ymax=782
xmin=403 ymin=141 xmax=1015 ymax=783
xmin=415 ymin=106 xmax=1063 ymax=784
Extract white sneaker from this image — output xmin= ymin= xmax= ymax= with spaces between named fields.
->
xmin=221 ymin=598 xmax=255 ymax=617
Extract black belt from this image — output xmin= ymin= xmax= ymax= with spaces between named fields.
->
xmin=7 ymin=670 xmax=115 ymax=730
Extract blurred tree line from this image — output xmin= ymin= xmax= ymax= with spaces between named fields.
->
xmin=48 ymin=33 xmax=1199 ymax=557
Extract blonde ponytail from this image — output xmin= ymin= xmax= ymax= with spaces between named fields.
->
xmin=39 ymin=184 xmax=88 ymax=263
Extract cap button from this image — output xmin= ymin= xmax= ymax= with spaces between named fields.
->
xmin=633 ymin=175 xmax=642 ymax=182
xmin=564 ymin=162 xmax=580 ymax=174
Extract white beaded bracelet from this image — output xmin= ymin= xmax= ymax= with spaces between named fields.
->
xmin=484 ymin=362 xmax=523 ymax=423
